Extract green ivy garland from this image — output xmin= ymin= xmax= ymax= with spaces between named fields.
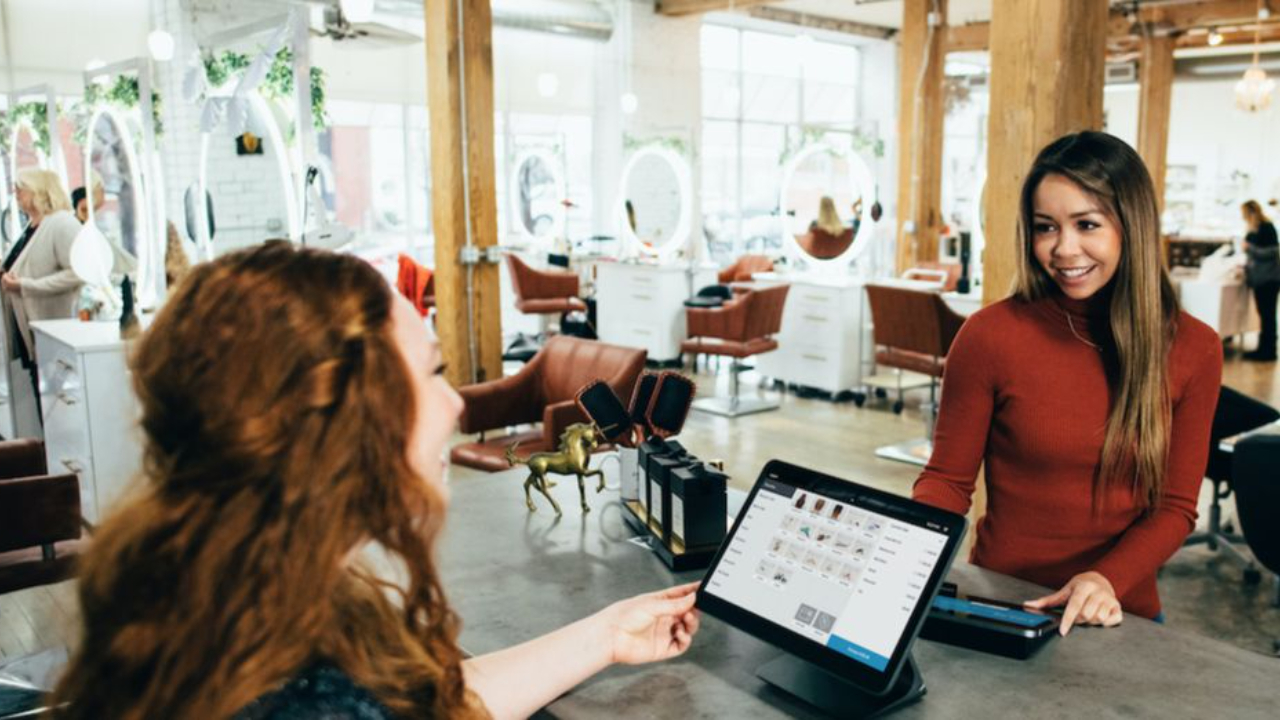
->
xmin=74 ymin=75 xmax=164 ymax=144
xmin=203 ymin=47 xmax=329 ymax=134
xmin=1 ymin=102 xmax=54 ymax=156
xmin=623 ymin=133 xmax=692 ymax=159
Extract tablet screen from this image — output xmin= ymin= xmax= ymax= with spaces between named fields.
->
xmin=702 ymin=470 xmax=955 ymax=676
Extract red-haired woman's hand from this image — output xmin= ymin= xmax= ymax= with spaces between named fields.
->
xmin=597 ymin=582 xmax=701 ymax=665
xmin=1024 ymin=571 xmax=1123 ymax=635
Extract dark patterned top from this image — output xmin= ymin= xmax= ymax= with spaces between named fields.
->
xmin=233 ymin=663 xmax=397 ymax=720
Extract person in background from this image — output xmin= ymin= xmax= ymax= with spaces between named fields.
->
xmin=913 ymin=132 xmax=1221 ymax=634
xmin=70 ymin=178 xmax=105 ymax=225
xmin=2 ymin=168 xmax=83 ymax=363
xmin=50 ymin=243 xmax=700 ymax=719
xmin=1241 ymin=199 xmax=1278 ymax=362
xmin=810 ymin=195 xmax=844 ymax=236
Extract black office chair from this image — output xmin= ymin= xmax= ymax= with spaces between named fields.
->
xmin=1182 ymin=387 xmax=1280 ymax=581
xmin=1232 ymin=434 xmax=1280 ymax=656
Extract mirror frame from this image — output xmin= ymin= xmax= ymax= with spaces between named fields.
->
xmin=508 ymin=147 xmax=566 ymax=245
xmin=196 ymin=91 xmax=300 ymax=259
xmin=84 ymin=106 xmax=150 ymax=269
xmin=617 ymin=145 xmax=693 ymax=262
xmin=778 ymin=143 xmax=876 ymax=272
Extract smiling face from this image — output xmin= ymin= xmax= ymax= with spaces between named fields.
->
xmin=1031 ymin=173 xmax=1123 ymax=301
xmin=389 ymin=295 xmax=463 ymax=501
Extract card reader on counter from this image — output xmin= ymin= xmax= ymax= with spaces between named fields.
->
xmin=918 ymin=582 xmax=1059 ymax=660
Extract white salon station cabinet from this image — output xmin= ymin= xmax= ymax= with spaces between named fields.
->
xmin=32 ymin=320 xmax=142 ymax=524
xmin=596 ymin=261 xmax=718 ymax=362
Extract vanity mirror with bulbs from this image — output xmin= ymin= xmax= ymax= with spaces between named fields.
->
xmin=597 ymin=144 xmax=713 ymax=362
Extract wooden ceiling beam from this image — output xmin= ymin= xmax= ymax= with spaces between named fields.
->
xmin=746 ymin=6 xmax=896 ymax=40
xmin=947 ymin=1 xmax=1279 ymax=53
xmin=656 ymin=0 xmax=774 ymax=17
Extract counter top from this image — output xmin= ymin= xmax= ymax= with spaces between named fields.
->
xmin=30 ymin=319 xmax=144 ymax=352
xmin=441 ymin=468 xmax=1278 ymax=719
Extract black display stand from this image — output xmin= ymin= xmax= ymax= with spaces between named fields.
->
xmin=757 ymin=653 xmax=925 ymax=719
xmin=621 ymin=500 xmax=719 ymax=571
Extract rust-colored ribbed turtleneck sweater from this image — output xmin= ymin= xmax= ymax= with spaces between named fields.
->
xmin=913 ymin=291 xmax=1222 ymax=619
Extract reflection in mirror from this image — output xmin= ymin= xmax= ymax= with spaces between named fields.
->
xmin=781 ymin=145 xmax=875 ymax=267
xmin=201 ymin=94 xmax=294 ymax=255
xmin=0 ymin=146 xmax=11 ymax=246
xmin=87 ymin=111 xmax=141 ymax=276
xmin=184 ymin=184 xmax=216 ymax=250
xmin=622 ymin=150 xmax=686 ymax=253
xmin=514 ymin=152 xmax=562 ymax=239
xmin=8 ymin=126 xmax=42 ymax=239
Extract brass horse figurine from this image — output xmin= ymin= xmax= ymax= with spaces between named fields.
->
xmin=506 ymin=423 xmax=605 ymax=515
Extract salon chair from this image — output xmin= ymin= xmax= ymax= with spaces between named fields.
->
xmin=717 ymin=254 xmax=774 ymax=284
xmin=0 ymin=439 xmax=86 ymax=595
xmin=681 ymin=284 xmax=789 ymax=418
xmin=450 ymin=336 xmax=646 ymax=472
xmin=504 ymin=254 xmax=589 ymax=362
xmin=795 ymin=228 xmax=854 ymax=260
xmin=1182 ymin=387 xmax=1280 ymax=580
xmin=864 ymin=284 xmax=967 ymax=466
xmin=1231 ymin=434 xmax=1280 ymax=654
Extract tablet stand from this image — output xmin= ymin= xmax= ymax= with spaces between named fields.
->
xmin=757 ymin=652 xmax=925 ymax=719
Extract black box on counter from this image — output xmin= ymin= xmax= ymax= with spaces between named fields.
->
xmin=670 ymin=463 xmax=728 ymax=550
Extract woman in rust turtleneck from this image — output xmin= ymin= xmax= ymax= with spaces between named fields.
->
xmin=913 ymin=132 xmax=1222 ymax=634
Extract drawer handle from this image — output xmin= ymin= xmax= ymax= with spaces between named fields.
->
xmin=57 ymin=391 xmax=78 ymax=405
xmin=802 ymin=353 xmax=828 ymax=362
xmin=802 ymin=294 xmax=830 ymax=303
xmin=61 ymin=459 xmax=85 ymax=474
xmin=802 ymin=314 xmax=827 ymax=322
xmin=633 ymin=328 xmax=652 ymax=336
xmin=632 ymin=294 xmax=653 ymax=301
xmin=56 ymin=359 xmax=75 ymax=373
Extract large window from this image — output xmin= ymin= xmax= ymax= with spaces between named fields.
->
xmin=700 ymin=24 xmax=862 ymax=265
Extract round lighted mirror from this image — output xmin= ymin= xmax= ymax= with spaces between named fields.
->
xmin=198 ymin=92 xmax=298 ymax=258
xmin=779 ymin=145 xmax=875 ymax=269
xmin=618 ymin=146 xmax=692 ymax=260
xmin=86 ymin=108 xmax=145 ymax=277
xmin=510 ymin=149 xmax=565 ymax=242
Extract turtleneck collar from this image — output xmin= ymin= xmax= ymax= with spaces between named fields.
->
xmin=1049 ymin=282 xmax=1113 ymax=320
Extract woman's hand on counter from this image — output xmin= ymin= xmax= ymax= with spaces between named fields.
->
xmin=1024 ymin=571 xmax=1123 ymax=635
xmin=598 ymin=581 xmax=701 ymax=665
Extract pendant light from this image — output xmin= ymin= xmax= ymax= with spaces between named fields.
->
xmin=1235 ymin=0 xmax=1276 ymax=112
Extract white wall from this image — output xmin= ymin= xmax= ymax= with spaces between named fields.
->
xmin=1105 ymin=77 xmax=1280 ymax=233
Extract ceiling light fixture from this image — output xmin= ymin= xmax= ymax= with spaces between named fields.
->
xmin=1236 ymin=1 xmax=1276 ymax=112
xmin=1207 ymin=28 xmax=1224 ymax=46
xmin=148 ymin=29 xmax=176 ymax=62
xmin=621 ymin=92 xmax=638 ymax=115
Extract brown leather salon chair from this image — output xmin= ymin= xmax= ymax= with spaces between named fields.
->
xmin=864 ymin=283 xmax=967 ymax=466
xmin=450 ymin=336 xmax=647 ymax=472
xmin=681 ymin=284 xmax=789 ymax=418
xmin=903 ymin=263 xmax=961 ymax=292
xmin=506 ymin=253 xmax=587 ymax=318
xmin=0 ymin=439 xmax=86 ymax=595
xmin=717 ymin=254 xmax=774 ymax=284
xmin=795 ymin=228 xmax=854 ymax=260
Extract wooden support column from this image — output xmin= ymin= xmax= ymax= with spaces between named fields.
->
xmin=983 ymin=0 xmax=1108 ymax=305
xmin=425 ymin=0 xmax=502 ymax=387
xmin=1137 ymin=33 xmax=1176 ymax=210
xmin=895 ymin=0 xmax=947 ymax=273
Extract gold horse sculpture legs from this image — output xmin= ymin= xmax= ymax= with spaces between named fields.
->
xmin=506 ymin=423 xmax=605 ymax=515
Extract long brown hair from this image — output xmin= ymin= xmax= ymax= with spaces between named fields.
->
xmin=51 ymin=243 xmax=488 ymax=719
xmin=1242 ymin=199 xmax=1270 ymax=229
xmin=1013 ymin=131 xmax=1180 ymax=511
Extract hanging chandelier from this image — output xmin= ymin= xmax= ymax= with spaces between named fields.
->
xmin=1235 ymin=0 xmax=1276 ymax=112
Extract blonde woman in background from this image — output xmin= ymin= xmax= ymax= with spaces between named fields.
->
xmin=2 ymin=168 xmax=84 ymax=363
xmin=811 ymin=195 xmax=844 ymax=236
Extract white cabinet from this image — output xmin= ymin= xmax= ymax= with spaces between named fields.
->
xmin=1176 ymin=277 xmax=1259 ymax=339
xmin=754 ymin=273 xmax=871 ymax=395
xmin=33 ymin=320 xmax=142 ymax=524
xmin=596 ymin=262 xmax=716 ymax=361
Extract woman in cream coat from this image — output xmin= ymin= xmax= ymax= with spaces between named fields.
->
xmin=2 ymin=168 xmax=84 ymax=362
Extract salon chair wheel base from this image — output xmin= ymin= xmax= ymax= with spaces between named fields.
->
xmin=1244 ymin=568 xmax=1263 ymax=585
xmin=875 ymin=388 xmax=888 ymax=399
xmin=692 ymin=396 xmax=780 ymax=418
xmin=850 ymin=391 xmax=867 ymax=407
xmin=892 ymin=401 xmax=905 ymax=415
